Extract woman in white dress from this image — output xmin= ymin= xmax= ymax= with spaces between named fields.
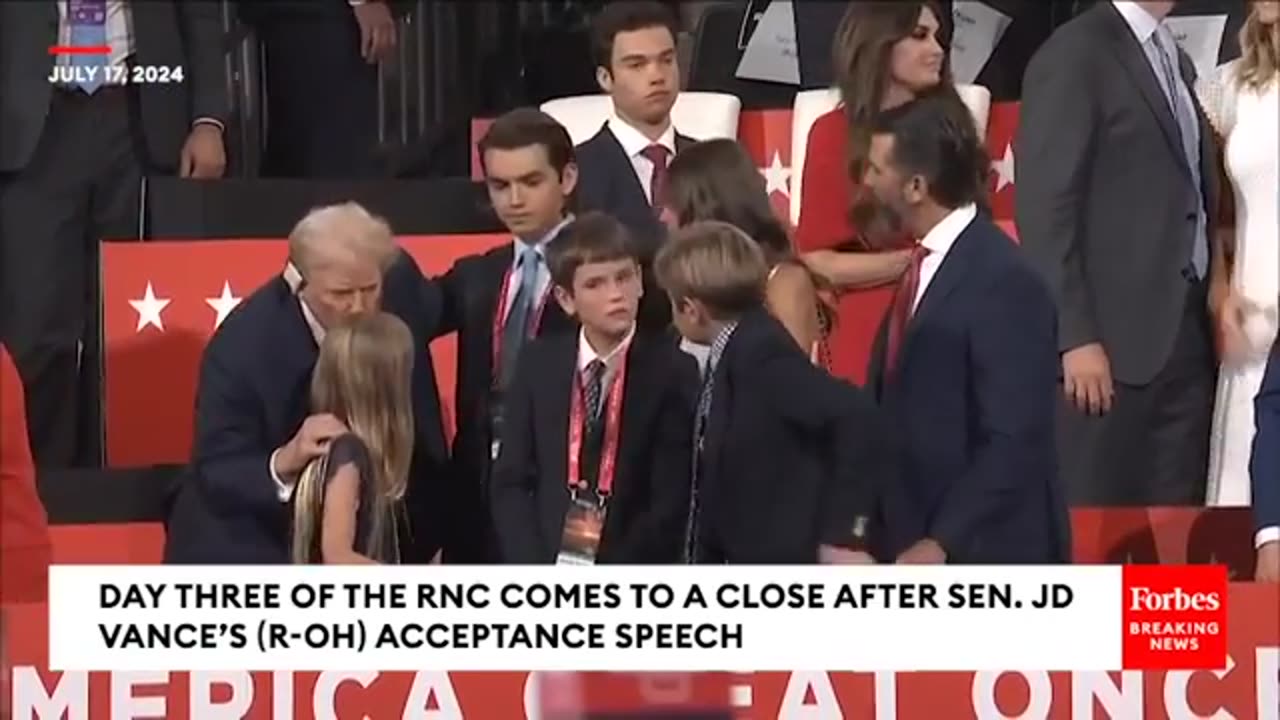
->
xmin=1197 ymin=0 xmax=1280 ymax=506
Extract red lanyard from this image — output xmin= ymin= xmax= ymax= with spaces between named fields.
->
xmin=490 ymin=263 xmax=552 ymax=373
xmin=567 ymin=350 xmax=629 ymax=498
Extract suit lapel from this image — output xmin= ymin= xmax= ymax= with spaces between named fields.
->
xmin=1099 ymin=4 xmax=1190 ymax=176
xmin=703 ymin=314 xmax=757 ymax=487
xmin=598 ymin=125 xmax=652 ymax=217
xmin=612 ymin=334 xmax=660 ymax=503
xmin=674 ymin=132 xmax=696 ymax=153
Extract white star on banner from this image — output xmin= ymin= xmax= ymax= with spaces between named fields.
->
xmin=128 ymin=282 xmax=170 ymax=332
xmin=760 ymin=151 xmax=791 ymax=197
xmin=206 ymin=281 xmax=241 ymax=330
xmin=993 ymin=143 xmax=1015 ymax=192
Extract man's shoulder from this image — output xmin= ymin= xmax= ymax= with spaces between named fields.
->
xmin=209 ymin=276 xmax=292 ymax=349
xmin=1034 ymin=5 xmax=1109 ymax=64
xmin=963 ymin=220 xmax=1054 ymax=306
xmin=575 ymin=125 xmax=618 ymax=161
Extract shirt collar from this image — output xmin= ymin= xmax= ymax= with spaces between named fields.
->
xmin=608 ymin=111 xmax=676 ymax=159
xmin=577 ymin=323 xmax=636 ymax=372
xmin=919 ymin=203 xmax=977 ymax=257
xmin=1112 ymin=1 xmax=1162 ymax=43
xmin=298 ymin=298 xmax=326 ymax=346
xmin=512 ymin=214 xmax=574 ymax=266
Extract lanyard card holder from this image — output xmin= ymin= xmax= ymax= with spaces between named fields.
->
xmin=555 ymin=489 xmax=607 ymax=566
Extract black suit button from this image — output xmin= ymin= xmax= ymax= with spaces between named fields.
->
xmin=1186 ymin=212 xmax=1196 ymax=221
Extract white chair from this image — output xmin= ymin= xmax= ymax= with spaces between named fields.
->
xmin=539 ymin=92 xmax=742 ymax=146
xmin=788 ymin=84 xmax=993 ymax=225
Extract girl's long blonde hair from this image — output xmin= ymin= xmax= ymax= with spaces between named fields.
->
xmin=291 ymin=311 xmax=416 ymax=564
xmin=1236 ymin=3 xmax=1280 ymax=90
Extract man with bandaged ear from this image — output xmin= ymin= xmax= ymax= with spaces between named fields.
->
xmin=164 ymin=202 xmax=449 ymax=565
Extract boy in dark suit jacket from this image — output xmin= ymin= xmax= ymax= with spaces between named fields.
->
xmin=491 ymin=212 xmax=697 ymax=564
xmin=654 ymin=220 xmax=886 ymax=564
xmin=432 ymin=108 xmax=580 ymax=563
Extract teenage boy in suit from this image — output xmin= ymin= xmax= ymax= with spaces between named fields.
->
xmin=491 ymin=212 xmax=698 ymax=564
xmin=654 ymin=221 xmax=887 ymax=564
xmin=432 ymin=107 xmax=580 ymax=563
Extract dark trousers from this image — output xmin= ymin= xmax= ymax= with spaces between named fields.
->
xmin=0 ymin=87 xmax=145 ymax=468
xmin=258 ymin=18 xmax=379 ymax=179
xmin=1058 ymin=280 xmax=1216 ymax=506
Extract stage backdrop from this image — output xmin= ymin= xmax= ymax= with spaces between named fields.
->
xmin=470 ymin=103 xmax=1022 ymax=222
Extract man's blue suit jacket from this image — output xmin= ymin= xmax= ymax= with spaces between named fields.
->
xmin=1250 ymin=350 xmax=1280 ymax=542
xmin=163 ymin=251 xmax=448 ymax=563
xmin=868 ymin=215 xmax=1071 ymax=564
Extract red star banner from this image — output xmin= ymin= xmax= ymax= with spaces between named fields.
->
xmin=986 ymin=101 xmax=1020 ymax=221
xmin=101 ymin=235 xmax=507 ymax=467
xmin=736 ymin=109 xmax=795 ymax=222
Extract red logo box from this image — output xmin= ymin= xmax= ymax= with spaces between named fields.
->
xmin=1122 ymin=564 xmax=1228 ymax=670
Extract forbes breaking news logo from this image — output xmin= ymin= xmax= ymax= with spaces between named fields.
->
xmin=1122 ymin=565 xmax=1228 ymax=670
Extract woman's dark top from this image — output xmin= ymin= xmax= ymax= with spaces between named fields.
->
xmin=296 ymin=433 xmax=401 ymax=564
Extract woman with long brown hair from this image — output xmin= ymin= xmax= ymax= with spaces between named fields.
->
xmin=1196 ymin=0 xmax=1279 ymax=517
xmin=662 ymin=138 xmax=828 ymax=362
xmin=794 ymin=0 xmax=986 ymax=384
xmin=291 ymin=312 xmax=416 ymax=564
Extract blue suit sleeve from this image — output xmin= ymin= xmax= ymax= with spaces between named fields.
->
xmin=1250 ymin=351 xmax=1280 ymax=535
xmin=189 ymin=340 xmax=283 ymax=518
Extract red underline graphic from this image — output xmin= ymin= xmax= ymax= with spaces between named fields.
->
xmin=49 ymin=45 xmax=111 ymax=55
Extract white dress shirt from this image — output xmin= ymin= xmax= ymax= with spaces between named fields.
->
xmin=607 ymin=113 xmax=677 ymax=205
xmin=577 ymin=324 xmax=636 ymax=397
xmin=912 ymin=203 xmax=978 ymax=312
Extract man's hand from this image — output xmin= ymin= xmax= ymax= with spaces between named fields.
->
xmin=819 ymin=544 xmax=875 ymax=565
xmin=180 ymin=124 xmax=226 ymax=179
xmin=273 ymin=414 xmax=348 ymax=477
xmin=1256 ymin=541 xmax=1280 ymax=583
xmin=896 ymin=538 xmax=946 ymax=565
xmin=354 ymin=1 xmax=397 ymax=64
xmin=1062 ymin=342 xmax=1113 ymax=415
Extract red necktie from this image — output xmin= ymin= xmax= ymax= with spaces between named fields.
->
xmin=641 ymin=144 xmax=671 ymax=208
xmin=884 ymin=244 xmax=930 ymax=375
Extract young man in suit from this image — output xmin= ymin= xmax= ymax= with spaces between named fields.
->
xmin=655 ymin=221 xmax=884 ymax=564
xmin=433 ymin=108 xmax=580 ymax=563
xmin=1016 ymin=0 xmax=1220 ymax=506
xmin=164 ymin=203 xmax=449 ymax=564
xmin=577 ymin=1 xmax=696 ymax=249
xmin=491 ymin=212 xmax=696 ymax=564
xmin=864 ymin=96 xmax=1068 ymax=565
xmin=1249 ymin=348 xmax=1280 ymax=582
